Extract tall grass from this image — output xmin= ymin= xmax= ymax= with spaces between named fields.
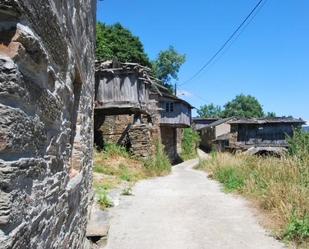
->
xmin=143 ymin=141 xmax=171 ymax=176
xmin=181 ymin=128 xmax=200 ymax=160
xmin=102 ymin=143 xmax=130 ymax=158
xmin=198 ymin=148 xmax=309 ymax=247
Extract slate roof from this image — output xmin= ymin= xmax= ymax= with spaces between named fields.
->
xmin=229 ymin=117 xmax=305 ymax=125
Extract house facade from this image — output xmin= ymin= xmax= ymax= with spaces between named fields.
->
xmin=150 ymin=85 xmax=193 ymax=163
xmin=94 ymin=61 xmax=193 ymax=162
xmin=198 ymin=117 xmax=234 ymax=152
xmin=229 ymin=118 xmax=306 ymax=153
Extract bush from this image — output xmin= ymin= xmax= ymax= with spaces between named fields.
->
xmin=181 ymin=128 xmax=200 ymax=160
xmin=287 ymin=129 xmax=309 ymax=188
xmin=144 ymin=141 xmax=171 ymax=176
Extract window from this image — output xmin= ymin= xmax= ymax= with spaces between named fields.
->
xmin=165 ymin=102 xmax=174 ymax=113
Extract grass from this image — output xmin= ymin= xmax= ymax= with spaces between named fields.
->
xmin=97 ymin=187 xmax=114 ymax=209
xmin=198 ymin=151 xmax=309 ymax=248
xmin=93 ymin=142 xmax=171 ymax=208
xmin=143 ymin=141 xmax=171 ymax=176
xmin=180 ymin=128 xmax=200 ymax=160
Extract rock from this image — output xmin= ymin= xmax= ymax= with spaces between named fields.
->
xmin=86 ymin=205 xmax=110 ymax=238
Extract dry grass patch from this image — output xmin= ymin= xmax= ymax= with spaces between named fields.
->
xmin=93 ymin=142 xmax=172 ymax=209
xmin=198 ymin=152 xmax=309 ymax=248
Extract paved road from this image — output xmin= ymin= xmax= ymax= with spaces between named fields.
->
xmin=105 ymin=152 xmax=285 ymax=249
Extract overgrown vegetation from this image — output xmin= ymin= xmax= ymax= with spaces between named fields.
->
xmin=94 ymin=142 xmax=171 ymax=209
xmin=198 ymin=131 xmax=309 ymax=247
xmin=181 ymin=128 xmax=200 ymax=160
xmin=143 ymin=141 xmax=171 ymax=176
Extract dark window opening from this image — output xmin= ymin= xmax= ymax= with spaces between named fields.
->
xmin=69 ymin=71 xmax=83 ymax=178
xmin=165 ymin=102 xmax=174 ymax=113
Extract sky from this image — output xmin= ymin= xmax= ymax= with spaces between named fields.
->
xmin=97 ymin=0 xmax=309 ymax=121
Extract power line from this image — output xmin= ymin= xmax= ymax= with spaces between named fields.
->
xmin=179 ymin=0 xmax=266 ymax=87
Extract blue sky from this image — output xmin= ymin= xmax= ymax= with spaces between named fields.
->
xmin=97 ymin=0 xmax=309 ymax=120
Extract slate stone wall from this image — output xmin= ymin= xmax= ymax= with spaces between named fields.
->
xmin=94 ymin=114 xmax=134 ymax=146
xmin=0 ymin=1 xmax=96 ymax=248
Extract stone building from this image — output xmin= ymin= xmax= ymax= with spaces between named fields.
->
xmin=198 ymin=117 xmax=234 ymax=152
xmin=0 ymin=1 xmax=96 ymax=248
xmin=150 ymin=85 xmax=193 ymax=163
xmin=94 ymin=61 xmax=159 ymax=158
xmin=94 ymin=61 xmax=193 ymax=163
xmin=229 ymin=118 xmax=305 ymax=153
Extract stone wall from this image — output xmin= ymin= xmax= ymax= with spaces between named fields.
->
xmin=0 ymin=1 xmax=96 ymax=248
xmin=94 ymin=114 xmax=134 ymax=147
xmin=128 ymin=124 xmax=152 ymax=158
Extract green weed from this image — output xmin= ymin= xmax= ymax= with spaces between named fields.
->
xmin=214 ymin=167 xmax=245 ymax=192
xmin=181 ymin=128 xmax=200 ymax=160
xmin=143 ymin=141 xmax=171 ymax=176
xmin=97 ymin=188 xmax=114 ymax=209
xmin=284 ymin=213 xmax=309 ymax=242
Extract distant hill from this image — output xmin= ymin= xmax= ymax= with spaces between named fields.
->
xmin=302 ymin=126 xmax=309 ymax=133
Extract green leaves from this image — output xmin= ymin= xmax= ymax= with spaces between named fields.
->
xmin=181 ymin=128 xmax=200 ymax=160
xmin=96 ymin=22 xmax=151 ymax=67
xmin=198 ymin=94 xmax=265 ymax=118
xmin=152 ymin=46 xmax=186 ymax=84
xmin=222 ymin=94 xmax=264 ymax=118
xmin=197 ymin=103 xmax=223 ymax=118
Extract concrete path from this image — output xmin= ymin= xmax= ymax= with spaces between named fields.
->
xmin=105 ymin=151 xmax=285 ymax=249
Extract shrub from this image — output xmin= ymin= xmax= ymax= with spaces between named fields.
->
xmin=181 ymin=128 xmax=200 ymax=160
xmin=144 ymin=141 xmax=171 ymax=176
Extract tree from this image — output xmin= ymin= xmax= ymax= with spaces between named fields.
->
xmin=222 ymin=94 xmax=264 ymax=118
xmin=96 ymin=22 xmax=151 ymax=67
xmin=152 ymin=46 xmax=186 ymax=89
xmin=265 ymin=112 xmax=276 ymax=118
xmin=197 ymin=103 xmax=223 ymax=118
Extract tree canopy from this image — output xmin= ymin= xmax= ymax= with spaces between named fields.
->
xmin=222 ymin=94 xmax=264 ymax=118
xmin=152 ymin=46 xmax=186 ymax=84
xmin=197 ymin=103 xmax=222 ymax=118
xmin=197 ymin=94 xmax=267 ymax=118
xmin=96 ymin=22 xmax=151 ymax=67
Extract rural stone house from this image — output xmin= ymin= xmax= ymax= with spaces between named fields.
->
xmin=198 ymin=117 xmax=234 ymax=152
xmin=94 ymin=61 xmax=193 ymax=163
xmin=94 ymin=61 xmax=161 ymax=158
xmin=0 ymin=1 xmax=96 ymax=248
xmin=150 ymin=85 xmax=193 ymax=163
xmin=229 ymin=118 xmax=305 ymax=154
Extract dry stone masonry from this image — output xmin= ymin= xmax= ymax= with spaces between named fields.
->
xmin=0 ymin=1 xmax=96 ymax=248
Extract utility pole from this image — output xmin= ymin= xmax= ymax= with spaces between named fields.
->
xmin=174 ymin=83 xmax=177 ymax=96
